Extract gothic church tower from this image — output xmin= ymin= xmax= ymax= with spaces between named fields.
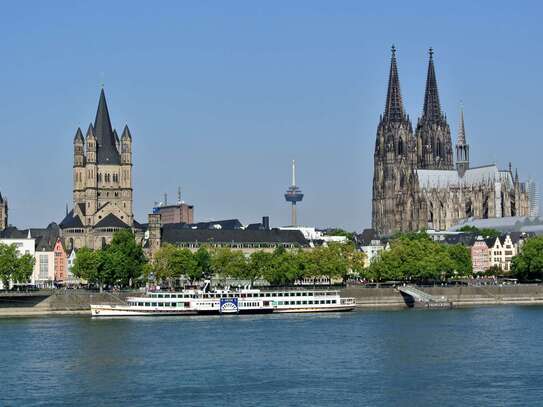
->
xmin=61 ymin=89 xmax=136 ymax=250
xmin=372 ymin=47 xmax=423 ymax=236
xmin=415 ymin=49 xmax=454 ymax=170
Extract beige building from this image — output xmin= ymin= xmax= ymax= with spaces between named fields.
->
xmin=60 ymin=89 xmax=143 ymax=250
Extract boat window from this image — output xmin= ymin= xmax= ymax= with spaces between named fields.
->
xmin=158 ymin=303 xmax=164 ymax=307
xmin=320 ymin=300 xmax=325 ymax=304
xmin=302 ymin=292 xmax=307 ymax=296
xmin=138 ymin=302 xmax=143 ymax=306
xmin=296 ymin=301 xmax=301 ymax=305
xmin=332 ymin=300 xmax=337 ymax=304
xmin=164 ymin=294 xmax=170 ymax=298
xmin=157 ymin=294 xmax=163 ymax=298
xmin=151 ymin=302 xmax=157 ymax=307
xmin=308 ymin=293 xmax=313 ymax=297
xmin=308 ymin=301 xmax=313 ymax=305
xmin=326 ymin=300 xmax=331 ymax=304
xmin=302 ymin=301 xmax=307 ymax=305
xmin=272 ymin=293 xmax=277 ymax=297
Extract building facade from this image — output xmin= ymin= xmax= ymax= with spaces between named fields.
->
xmin=0 ymin=192 xmax=7 ymax=231
xmin=154 ymin=203 xmax=194 ymax=225
xmin=60 ymin=89 xmax=143 ymax=250
xmin=53 ymin=238 xmax=68 ymax=284
xmin=372 ymin=47 xmax=529 ymax=236
xmin=527 ymin=179 xmax=539 ymax=217
xmin=471 ymin=236 xmax=490 ymax=273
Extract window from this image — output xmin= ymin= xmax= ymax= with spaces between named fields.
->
xmin=39 ymin=255 xmax=49 ymax=280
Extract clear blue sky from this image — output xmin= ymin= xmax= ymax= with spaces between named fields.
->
xmin=0 ymin=1 xmax=541 ymax=231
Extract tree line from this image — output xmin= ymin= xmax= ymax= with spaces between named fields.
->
xmin=367 ymin=232 xmax=472 ymax=282
xmin=71 ymin=229 xmax=366 ymax=289
xmin=147 ymin=242 xmax=366 ymax=287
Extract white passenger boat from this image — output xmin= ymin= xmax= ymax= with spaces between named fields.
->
xmin=90 ymin=286 xmax=356 ymax=317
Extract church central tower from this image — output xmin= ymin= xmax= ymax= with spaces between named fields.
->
xmin=61 ymin=88 xmax=135 ymax=250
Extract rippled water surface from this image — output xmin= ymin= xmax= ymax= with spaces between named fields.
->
xmin=1 ymin=307 xmax=543 ymax=406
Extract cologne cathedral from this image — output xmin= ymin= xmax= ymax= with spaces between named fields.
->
xmin=372 ymin=47 xmax=529 ymax=236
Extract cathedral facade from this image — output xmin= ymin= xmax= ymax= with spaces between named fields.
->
xmin=60 ymin=89 xmax=143 ymax=250
xmin=372 ymin=47 xmax=529 ymax=236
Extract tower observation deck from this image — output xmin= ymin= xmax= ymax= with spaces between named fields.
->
xmin=284 ymin=160 xmax=303 ymax=226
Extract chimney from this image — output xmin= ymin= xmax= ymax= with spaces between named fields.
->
xmin=262 ymin=216 xmax=270 ymax=230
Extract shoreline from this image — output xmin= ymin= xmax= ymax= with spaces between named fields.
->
xmin=2 ymin=287 xmax=543 ymax=317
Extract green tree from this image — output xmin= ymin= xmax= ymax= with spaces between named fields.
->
xmin=171 ymin=248 xmax=199 ymax=284
xmin=71 ymin=248 xmax=109 ymax=291
xmin=244 ymin=251 xmax=272 ymax=285
xmin=13 ymin=254 xmax=35 ymax=284
xmin=194 ymin=247 xmax=212 ymax=279
xmin=511 ymin=236 xmax=543 ymax=281
xmin=367 ymin=233 xmax=464 ymax=282
xmin=0 ymin=244 xmax=30 ymax=289
xmin=150 ymin=244 xmax=177 ymax=284
xmin=446 ymin=244 xmax=472 ymax=277
xmin=106 ymin=229 xmax=147 ymax=287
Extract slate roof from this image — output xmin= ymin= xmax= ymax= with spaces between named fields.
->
xmin=357 ymin=228 xmax=379 ymax=246
xmin=417 ymin=164 xmax=513 ymax=189
xmin=60 ymin=210 xmax=84 ymax=229
xmin=0 ymin=223 xmax=61 ymax=251
xmin=95 ymin=213 xmax=129 ymax=229
xmin=443 ymin=233 xmax=477 ymax=246
xmin=94 ymin=89 xmax=121 ymax=165
xmin=184 ymin=219 xmax=243 ymax=230
xmin=162 ymin=225 xmax=309 ymax=246
xmin=449 ymin=216 xmax=543 ymax=233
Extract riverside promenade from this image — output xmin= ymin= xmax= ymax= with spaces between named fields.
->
xmin=2 ymin=285 xmax=543 ymax=316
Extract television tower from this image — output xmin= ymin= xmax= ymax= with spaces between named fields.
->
xmin=284 ymin=160 xmax=304 ymax=226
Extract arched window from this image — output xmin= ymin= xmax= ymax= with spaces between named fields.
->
xmin=398 ymin=137 xmax=404 ymax=156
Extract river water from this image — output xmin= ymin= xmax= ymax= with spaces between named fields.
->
xmin=1 ymin=306 xmax=542 ymax=406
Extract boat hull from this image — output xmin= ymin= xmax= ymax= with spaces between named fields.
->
xmin=91 ymin=305 xmax=197 ymax=317
xmin=274 ymin=305 xmax=355 ymax=313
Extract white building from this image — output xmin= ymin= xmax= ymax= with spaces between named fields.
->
xmin=527 ymin=179 xmax=539 ymax=217
xmin=278 ymin=226 xmax=348 ymax=245
xmin=32 ymin=249 xmax=55 ymax=288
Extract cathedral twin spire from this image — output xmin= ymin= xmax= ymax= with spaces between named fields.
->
xmin=383 ymin=46 xmax=408 ymax=123
xmin=380 ymin=46 xmax=459 ymax=170
xmin=421 ymin=48 xmax=444 ymax=124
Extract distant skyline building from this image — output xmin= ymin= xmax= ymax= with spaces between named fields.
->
xmin=527 ymin=179 xmax=539 ymax=216
xmin=0 ymin=192 xmax=7 ymax=231
xmin=153 ymin=187 xmax=194 ymax=225
xmin=284 ymin=160 xmax=304 ymax=226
